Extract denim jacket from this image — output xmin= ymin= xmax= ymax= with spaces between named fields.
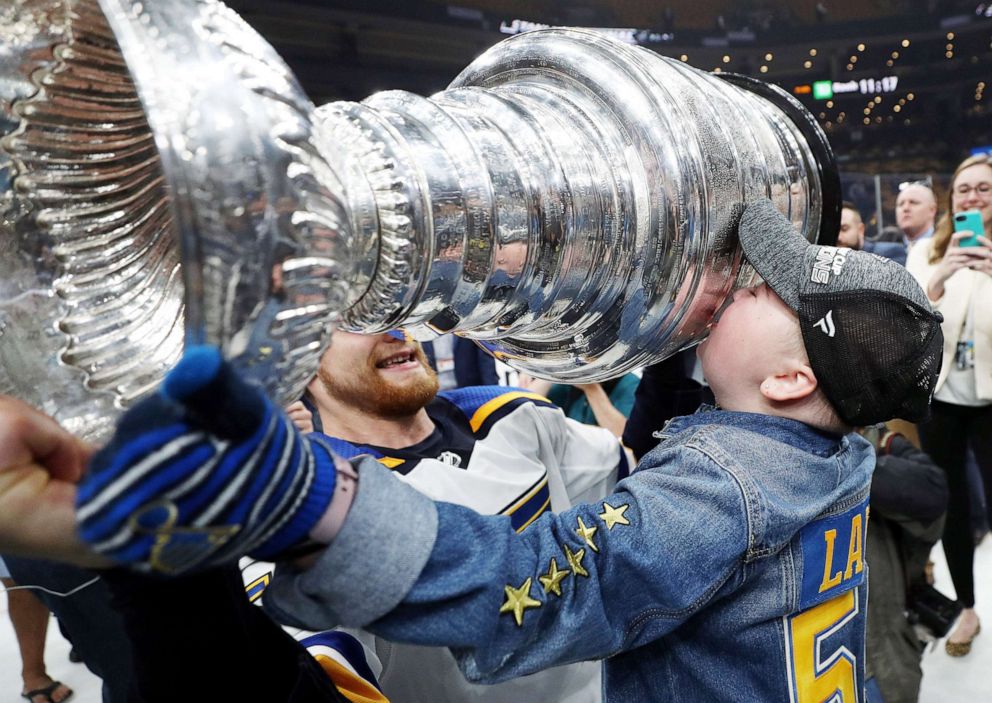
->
xmin=266 ymin=408 xmax=874 ymax=702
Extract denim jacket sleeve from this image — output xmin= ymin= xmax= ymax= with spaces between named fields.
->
xmin=265 ymin=444 xmax=751 ymax=684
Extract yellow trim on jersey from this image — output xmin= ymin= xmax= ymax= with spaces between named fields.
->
xmin=503 ymin=477 xmax=548 ymax=515
xmin=245 ymin=573 xmax=271 ymax=603
xmin=377 ymin=456 xmax=404 ymax=469
xmin=469 ymin=391 xmax=550 ymax=432
xmin=501 ymin=476 xmax=551 ymax=532
xmin=313 ymin=655 xmax=390 ymax=703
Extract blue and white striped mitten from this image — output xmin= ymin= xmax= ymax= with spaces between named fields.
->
xmin=76 ymin=346 xmax=337 ymax=574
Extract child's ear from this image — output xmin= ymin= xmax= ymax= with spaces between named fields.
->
xmin=760 ymin=364 xmax=818 ymax=402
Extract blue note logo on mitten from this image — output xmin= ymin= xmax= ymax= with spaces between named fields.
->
xmin=76 ymin=346 xmax=337 ymax=574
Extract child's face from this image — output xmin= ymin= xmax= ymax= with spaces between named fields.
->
xmin=697 ymin=283 xmax=806 ymax=403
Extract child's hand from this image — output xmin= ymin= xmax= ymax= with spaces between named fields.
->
xmin=286 ymin=400 xmax=315 ymax=434
xmin=76 ymin=347 xmax=338 ymax=574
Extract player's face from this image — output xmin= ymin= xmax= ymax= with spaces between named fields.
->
xmin=317 ymin=331 xmax=439 ymax=417
xmin=697 ymin=283 xmax=805 ymax=401
xmin=895 ymin=185 xmax=936 ymax=234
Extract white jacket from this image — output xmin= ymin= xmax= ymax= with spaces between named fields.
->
xmin=906 ymin=239 xmax=992 ymax=401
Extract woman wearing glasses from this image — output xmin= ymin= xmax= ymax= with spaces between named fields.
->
xmin=908 ymin=153 xmax=992 ymax=657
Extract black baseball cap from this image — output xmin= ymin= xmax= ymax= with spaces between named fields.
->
xmin=737 ymin=200 xmax=944 ymax=426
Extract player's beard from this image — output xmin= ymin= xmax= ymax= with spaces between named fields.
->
xmin=318 ymin=344 xmax=440 ymax=418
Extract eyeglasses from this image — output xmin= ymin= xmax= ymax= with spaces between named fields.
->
xmin=953 ymin=182 xmax=992 ymax=197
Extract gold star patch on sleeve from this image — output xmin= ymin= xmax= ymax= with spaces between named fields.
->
xmin=599 ymin=502 xmax=630 ymax=530
xmin=499 ymin=577 xmax=542 ymax=626
xmin=575 ymin=516 xmax=599 ymax=552
xmin=538 ymin=557 xmax=570 ymax=596
xmin=563 ymin=544 xmax=589 ymax=578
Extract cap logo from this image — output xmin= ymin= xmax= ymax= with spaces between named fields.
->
xmin=813 ymin=310 xmax=836 ymax=337
xmin=811 ymin=246 xmax=850 ymax=284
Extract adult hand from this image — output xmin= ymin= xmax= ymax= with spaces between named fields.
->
xmin=286 ymin=400 xmax=314 ymax=434
xmin=0 ymin=397 xmax=110 ymax=567
xmin=966 ymin=234 xmax=992 ymax=276
xmin=574 ymin=383 xmax=628 ymax=438
xmin=517 ymin=373 xmax=553 ymax=397
xmin=76 ymin=346 xmax=339 ymax=574
xmin=927 ymin=231 xmax=992 ymax=300
xmin=574 ymin=383 xmax=602 ymax=394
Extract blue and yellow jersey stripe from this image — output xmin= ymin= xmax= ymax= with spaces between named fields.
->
xmin=442 ymin=386 xmax=556 ymax=438
xmin=499 ymin=473 xmax=552 ymax=532
xmin=245 ymin=571 xmax=271 ymax=603
xmin=301 ymin=631 xmax=387 ymax=703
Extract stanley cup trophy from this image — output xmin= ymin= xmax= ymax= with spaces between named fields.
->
xmin=0 ymin=0 xmax=840 ymax=442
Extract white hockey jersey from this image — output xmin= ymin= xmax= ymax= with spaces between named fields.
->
xmin=243 ymin=386 xmax=632 ymax=703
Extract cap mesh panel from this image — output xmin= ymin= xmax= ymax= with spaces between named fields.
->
xmin=800 ymin=290 xmax=942 ymax=426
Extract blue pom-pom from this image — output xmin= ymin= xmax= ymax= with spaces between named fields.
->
xmin=162 ymin=346 xmax=223 ymax=401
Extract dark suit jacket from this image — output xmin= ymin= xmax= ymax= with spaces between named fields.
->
xmin=863 ymin=240 xmax=908 ymax=267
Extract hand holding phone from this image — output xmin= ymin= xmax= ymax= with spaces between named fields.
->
xmin=953 ymin=210 xmax=985 ymax=248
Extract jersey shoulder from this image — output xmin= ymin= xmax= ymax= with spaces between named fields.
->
xmin=312 ymin=432 xmax=392 ymax=463
xmin=439 ymin=386 xmax=557 ymax=437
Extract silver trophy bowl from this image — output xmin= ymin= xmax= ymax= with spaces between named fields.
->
xmin=0 ymin=0 xmax=839 ymax=441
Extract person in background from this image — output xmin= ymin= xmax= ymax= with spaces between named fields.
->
xmin=871 ymin=225 xmax=907 ymax=245
xmin=422 ymin=336 xmax=500 ymax=390
xmin=519 ymin=374 xmax=639 ymax=439
xmin=620 ymin=350 xmax=712 ymax=460
xmin=896 ymin=182 xmax=938 ymax=251
xmin=859 ymin=426 xmax=947 ymax=703
xmin=2 ymin=557 xmax=134 ymax=703
xmin=453 ymin=337 xmax=500 ymax=388
xmin=839 ymin=201 xmax=907 ymax=265
xmin=420 ymin=335 xmax=458 ymax=391
xmin=0 ymin=559 xmax=74 ymax=703
xmin=907 ymin=153 xmax=992 ymax=656
xmin=0 ymin=408 xmax=135 ymax=703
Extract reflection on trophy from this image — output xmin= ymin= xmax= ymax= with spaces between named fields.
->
xmin=0 ymin=0 xmax=839 ymax=441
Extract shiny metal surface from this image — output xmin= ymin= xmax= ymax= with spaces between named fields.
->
xmin=1 ymin=2 xmax=837 ymax=440
xmin=0 ymin=0 xmax=165 ymax=440
xmin=325 ymin=29 xmax=835 ymax=380
xmin=1 ymin=0 xmax=363 ymax=441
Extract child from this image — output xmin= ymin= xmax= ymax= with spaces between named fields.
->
xmin=79 ymin=200 xmax=944 ymax=702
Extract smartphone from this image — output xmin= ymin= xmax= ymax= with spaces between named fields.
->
xmin=953 ymin=210 xmax=985 ymax=248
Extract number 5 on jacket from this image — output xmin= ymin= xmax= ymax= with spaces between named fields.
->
xmin=785 ymin=588 xmax=860 ymax=702
xmin=784 ymin=498 xmax=869 ymax=702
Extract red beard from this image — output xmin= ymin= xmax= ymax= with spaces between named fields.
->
xmin=318 ymin=344 xmax=439 ymax=418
